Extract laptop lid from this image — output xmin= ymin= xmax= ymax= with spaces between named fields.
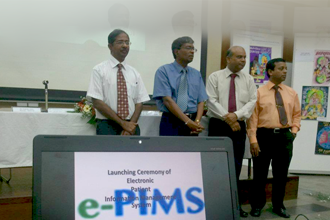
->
xmin=33 ymin=135 xmax=239 ymax=220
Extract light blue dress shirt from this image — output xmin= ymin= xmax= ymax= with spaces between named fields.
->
xmin=153 ymin=61 xmax=208 ymax=113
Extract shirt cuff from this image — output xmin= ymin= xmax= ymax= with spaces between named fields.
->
xmin=136 ymin=96 xmax=151 ymax=104
xmin=234 ymin=110 xmax=244 ymax=120
xmin=87 ymin=93 xmax=103 ymax=101
xmin=152 ymin=92 xmax=171 ymax=100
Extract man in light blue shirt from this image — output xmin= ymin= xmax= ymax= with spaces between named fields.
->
xmin=153 ymin=36 xmax=208 ymax=136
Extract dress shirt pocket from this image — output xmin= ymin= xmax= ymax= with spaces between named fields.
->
xmin=188 ymin=82 xmax=199 ymax=102
xmin=238 ymin=89 xmax=250 ymax=104
xmin=126 ymin=81 xmax=137 ymax=99
xmin=284 ymin=95 xmax=294 ymax=114
xmin=103 ymin=76 xmax=114 ymax=100
xmin=259 ymin=96 xmax=275 ymax=114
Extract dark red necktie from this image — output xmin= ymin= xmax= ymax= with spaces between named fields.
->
xmin=273 ymin=85 xmax=288 ymax=126
xmin=228 ymin=74 xmax=237 ymax=112
xmin=117 ymin=64 xmax=129 ymax=119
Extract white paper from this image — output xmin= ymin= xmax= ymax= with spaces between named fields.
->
xmin=295 ymin=50 xmax=314 ymax=62
xmin=48 ymin=108 xmax=74 ymax=113
xmin=12 ymin=107 xmax=41 ymax=113
xmin=75 ymin=152 xmax=206 ymax=220
xmin=317 ymin=117 xmax=328 ymax=122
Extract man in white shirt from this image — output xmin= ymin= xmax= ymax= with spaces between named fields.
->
xmin=206 ymin=46 xmax=257 ymax=217
xmin=87 ymin=29 xmax=150 ymax=135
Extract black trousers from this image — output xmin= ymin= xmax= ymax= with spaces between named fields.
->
xmin=96 ymin=119 xmax=140 ymax=135
xmin=208 ymin=117 xmax=246 ymax=180
xmin=159 ymin=112 xmax=197 ymax=136
xmin=251 ymin=128 xmax=294 ymax=210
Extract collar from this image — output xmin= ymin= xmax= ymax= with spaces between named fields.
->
xmin=109 ymin=54 xmax=127 ymax=70
xmin=173 ymin=61 xmax=188 ymax=74
xmin=225 ymin=67 xmax=240 ymax=78
xmin=266 ymin=81 xmax=284 ymax=90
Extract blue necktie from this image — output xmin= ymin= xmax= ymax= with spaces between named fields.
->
xmin=177 ymin=69 xmax=188 ymax=112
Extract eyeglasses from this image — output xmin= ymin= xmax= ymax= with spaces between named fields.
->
xmin=114 ymin=41 xmax=131 ymax=46
xmin=182 ymin=47 xmax=197 ymax=52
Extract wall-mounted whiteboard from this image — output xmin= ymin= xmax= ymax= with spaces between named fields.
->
xmin=291 ymin=33 xmax=330 ymax=174
xmin=0 ymin=0 xmax=204 ymax=94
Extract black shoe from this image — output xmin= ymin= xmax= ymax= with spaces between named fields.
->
xmin=250 ymin=208 xmax=261 ymax=217
xmin=272 ymin=208 xmax=290 ymax=218
xmin=240 ymin=208 xmax=248 ymax=218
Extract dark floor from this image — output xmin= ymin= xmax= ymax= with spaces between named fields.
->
xmin=241 ymin=174 xmax=330 ymax=220
xmin=0 ymin=168 xmax=32 ymax=220
xmin=0 ymin=167 xmax=330 ymax=219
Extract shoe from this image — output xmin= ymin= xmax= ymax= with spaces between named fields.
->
xmin=240 ymin=208 xmax=248 ymax=218
xmin=250 ymin=208 xmax=261 ymax=217
xmin=272 ymin=208 xmax=290 ymax=218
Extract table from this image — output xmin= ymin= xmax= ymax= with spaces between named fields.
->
xmin=0 ymin=112 xmax=251 ymax=168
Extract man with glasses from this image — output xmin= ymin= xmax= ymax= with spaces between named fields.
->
xmin=206 ymin=46 xmax=257 ymax=217
xmin=153 ymin=36 xmax=207 ymax=136
xmin=87 ymin=29 xmax=150 ymax=135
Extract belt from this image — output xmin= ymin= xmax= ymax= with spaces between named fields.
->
xmin=258 ymin=127 xmax=291 ymax=134
xmin=163 ymin=112 xmax=197 ymax=119
xmin=97 ymin=119 xmax=131 ymax=122
xmin=184 ymin=112 xmax=197 ymax=118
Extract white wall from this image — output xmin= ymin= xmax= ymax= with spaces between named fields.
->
xmin=231 ymin=31 xmax=284 ymax=81
xmin=291 ymin=33 xmax=330 ymax=174
xmin=0 ymin=0 xmax=203 ymax=94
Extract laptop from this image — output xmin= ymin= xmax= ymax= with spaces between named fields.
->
xmin=33 ymin=135 xmax=239 ymax=220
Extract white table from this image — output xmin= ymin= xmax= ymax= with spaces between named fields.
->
xmin=0 ymin=112 xmax=250 ymax=168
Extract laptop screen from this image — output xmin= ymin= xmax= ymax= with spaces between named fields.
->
xmin=33 ymin=136 xmax=239 ymax=220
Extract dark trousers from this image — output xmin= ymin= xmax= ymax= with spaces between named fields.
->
xmin=96 ymin=119 xmax=140 ymax=135
xmin=208 ymin=117 xmax=246 ymax=180
xmin=159 ymin=112 xmax=197 ymax=136
xmin=251 ymin=128 xmax=294 ymax=210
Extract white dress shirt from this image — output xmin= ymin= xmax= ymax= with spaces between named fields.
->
xmin=206 ymin=67 xmax=257 ymax=120
xmin=87 ymin=54 xmax=150 ymax=120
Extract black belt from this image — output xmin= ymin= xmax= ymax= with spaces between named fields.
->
xmin=258 ymin=127 xmax=291 ymax=134
xmin=97 ymin=119 xmax=131 ymax=122
xmin=184 ymin=112 xmax=197 ymax=118
xmin=163 ymin=112 xmax=197 ymax=119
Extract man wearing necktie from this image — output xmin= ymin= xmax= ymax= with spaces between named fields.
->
xmin=87 ymin=29 xmax=150 ymax=135
xmin=206 ymin=46 xmax=257 ymax=218
xmin=153 ymin=36 xmax=207 ymax=136
xmin=247 ymin=58 xmax=301 ymax=218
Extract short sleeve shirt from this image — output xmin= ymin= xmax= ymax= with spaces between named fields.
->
xmin=87 ymin=54 xmax=150 ymax=119
xmin=153 ymin=61 xmax=208 ymax=113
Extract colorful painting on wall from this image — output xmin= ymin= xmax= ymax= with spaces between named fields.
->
xmin=312 ymin=50 xmax=330 ymax=86
xmin=249 ymin=46 xmax=271 ymax=84
xmin=315 ymin=121 xmax=330 ymax=155
xmin=301 ymin=86 xmax=328 ymax=120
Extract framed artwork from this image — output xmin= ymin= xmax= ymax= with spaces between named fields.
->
xmin=249 ymin=46 xmax=271 ymax=83
xmin=301 ymin=86 xmax=328 ymax=120
xmin=312 ymin=50 xmax=330 ymax=86
xmin=315 ymin=121 xmax=330 ymax=155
